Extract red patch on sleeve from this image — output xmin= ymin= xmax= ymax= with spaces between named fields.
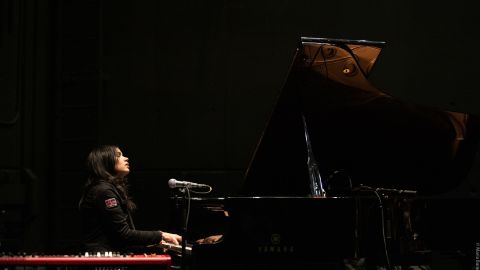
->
xmin=105 ymin=198 xmax=118 ymax=208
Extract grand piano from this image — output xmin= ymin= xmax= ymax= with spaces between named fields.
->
xmin=173 ymin=37 xmax=480 ymax=270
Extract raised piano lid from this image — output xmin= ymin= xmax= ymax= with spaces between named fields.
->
xmin=242 ymin=37 xmax=480 ymax=196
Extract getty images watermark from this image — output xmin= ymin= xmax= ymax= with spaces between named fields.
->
xmin=476 ymin=242 xmax=479 ymax=270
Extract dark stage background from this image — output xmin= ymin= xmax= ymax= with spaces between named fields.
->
xmin=1 ymin=0 xmax=479 ymax=259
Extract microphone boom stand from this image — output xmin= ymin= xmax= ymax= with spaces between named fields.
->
xmin=178 ymin=187 xmax=189 ymax=270
xmin=170 ymin=180 xmax=211 ymax=270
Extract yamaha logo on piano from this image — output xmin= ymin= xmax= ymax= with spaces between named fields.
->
xmin=258 ymin=245 xmax=295 ymax=254
xmin=257 ymin=233 xmax=294 ymax=254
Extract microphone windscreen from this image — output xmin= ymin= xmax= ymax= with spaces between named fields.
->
xmin=168 ymin=178 xmax=177 ymax=188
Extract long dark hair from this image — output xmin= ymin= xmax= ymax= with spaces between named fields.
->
xmin=84 ymin=145 xmax=136 ymax=211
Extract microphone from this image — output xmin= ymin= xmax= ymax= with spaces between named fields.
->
xmin=353 ymin=185 xmax=417 ymax=195
xmin=168 ymin=178 xmax=209 ymax=189
xmin=375 ymin=188 xmax=417 ymax=195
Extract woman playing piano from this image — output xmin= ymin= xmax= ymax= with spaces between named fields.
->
xmin=78 ymin=145 xmax=182 ymax=252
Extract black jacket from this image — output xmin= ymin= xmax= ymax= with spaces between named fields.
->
xmin=79 ymin=180 xmax=162 ymax=252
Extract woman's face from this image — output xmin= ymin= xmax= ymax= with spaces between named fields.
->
xmin=114 ymin=148 xmax=130 ymax=177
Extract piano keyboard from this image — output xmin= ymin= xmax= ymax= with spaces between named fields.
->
xmin=154 ymin=243 xmax=193 ymax=256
